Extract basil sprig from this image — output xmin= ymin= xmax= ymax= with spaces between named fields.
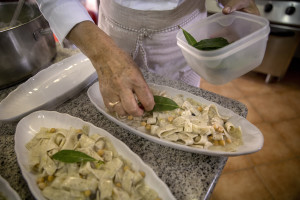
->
xmin=151 ymin=95 xmax=180 ymax=112
xmin=179 ymin=26 xmax=230 ymax=50
xmin=193 ymin=37 xmax=230 ymax=50
xmin=178 ymin=26 xmax=197 ymax=46
xmin=52 ymin=150 xmax=96 ymax=163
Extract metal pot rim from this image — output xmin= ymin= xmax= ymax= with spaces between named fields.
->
xmin=0 ymin=2 xmax=43 ymax=33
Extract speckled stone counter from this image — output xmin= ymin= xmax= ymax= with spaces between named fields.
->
xmin=0 ymin=45 xmax=247 ymax=200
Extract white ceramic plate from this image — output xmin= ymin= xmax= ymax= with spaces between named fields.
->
xmin=0 ymin=53 xmax=97 ymax=122
xmin=0 ymin=175 xmax=21 ymax=200
xmin=87 ymin=82 xmax=264 ymax=157
xmin=14 ymin=111 xmax=175 ymax=200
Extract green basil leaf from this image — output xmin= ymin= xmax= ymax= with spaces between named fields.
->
xmin=178 ymin=26 xmax=197 ymax=46
xmin=152 ymin=95 xmax=180 ymax=112
xmin=52 ymin=150 xmax=97 ymax=163
xmin=193 ymin=37 xmax=230 ymax=50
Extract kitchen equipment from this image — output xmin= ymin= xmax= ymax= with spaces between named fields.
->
xmin=0 ymin=175 xmax=21 ymax=200
xmin=176 ymin=11 xmax=270 ymax=85
xmin=0 ymin=53 xmax=97 ymax=122
xmin=9 ymin=0 xmax=25 ymax=27
xmin=0 ymin=2 xmax=57 ymax=89
xmin=254 ymin=0 xmax=300 ymax=82
xmin=206 ymin=0 xmax=300 ymax=83
xmin=88 ymin=82 xmax=264 ymax=157
xmin=15 ymin=111 xmax=176 ymax=200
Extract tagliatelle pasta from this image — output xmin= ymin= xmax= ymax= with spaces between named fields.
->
xmin=116 ymin=89 xmax=243 ymax=152
xmin=26 ymin=126 xmax=160 ymax=200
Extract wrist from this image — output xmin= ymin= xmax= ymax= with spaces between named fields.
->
xmin=66 ymin=21 xmax=114 ymax=63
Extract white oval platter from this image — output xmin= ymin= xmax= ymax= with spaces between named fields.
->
xmin=0 ymin=53 xmax=97 ymax=122
xmin=14 ymin=110 xmax=175 ymax=200
xmin=87 ymin=82 xmax=264 ymax=157
xmin=0 ymin=175 xmax=21 ymax=200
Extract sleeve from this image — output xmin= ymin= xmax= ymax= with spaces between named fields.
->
xmin=35 ymin=0 xmax=94 ymax=44
xmin=217 ymin=0 xmax=224 ymax=8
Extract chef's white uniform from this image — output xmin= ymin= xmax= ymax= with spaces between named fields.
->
xmin=36 ymin=0 xmax=207 ymax=87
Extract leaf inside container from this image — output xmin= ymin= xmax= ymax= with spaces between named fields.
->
xmin=52 ymin=150 xmax=97 ymax=163
xmin=178 ymin=26 xmax=197 ymax=46
xmin=193 ymin=37 xmax=230 ymax=50
xmin=151 ymin=96 xmax=180 ymax=112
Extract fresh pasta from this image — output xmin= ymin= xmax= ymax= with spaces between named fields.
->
xmin=116 ymin=89 xmax=243 ymax=152
xmin=26 ymin=126 xmax=160 ymax=200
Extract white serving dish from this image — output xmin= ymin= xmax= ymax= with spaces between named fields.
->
xmin=14 ymin=111 xmax=175 ymax=200
xmin=87 ymin=82 xmax=264 ymax=157
xmin=177 ymin=11 xmax=270 ymax=85
xmin=0 ymin=53 xmax=97 ymax=122
xmin=0 ymin=175 xmax=21 ymax=200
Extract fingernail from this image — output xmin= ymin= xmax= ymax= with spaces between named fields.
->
xmin=224 ymin=7 xmax=231 ymax=13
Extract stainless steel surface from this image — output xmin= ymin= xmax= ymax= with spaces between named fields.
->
xmin=9 ymin=0 xmax=25 ymax=27
xmin=207 ymin=0 xmax=300 ymax=28
xmin=0 ymin=2 xmax=57 ymax=89
xmin=255 ymin=1 xmax=300 ymax=81
xmin=256 ymin=0 xmax=300 ymax=28
xmin=206 ymin=0 xmax=300 ymax=82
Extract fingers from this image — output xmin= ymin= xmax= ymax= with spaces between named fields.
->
xmin=221 ymin=0 xmax=260 ymax=16
xmin=102 ymin=87 xmax=151 ymax=117
xmin=102 ymin=90 xmax=127 ymax=117
xmin=92 ymin=37 xmax=154 ymax=117
xmin=134 ymin=84 xmax=155 ymax=112
xmin=112 ymin=102 xmax=127 ymax=117
xmin=102 ymin=83 xmax=155 ymax=117
xmin=241 ymin=6 xmax=260 ymax=16
xmin=119 ymin=89 xmax=144 ymax=116
xmin=99 ymin=73 xmax=154 ymax=117
xmin=222 ymin=0 xmax=247 ymax=14
xmin=117 ymin=81 xmax=155 ymax=116
xmin=106 ymin=99 xmax=127 ymax=117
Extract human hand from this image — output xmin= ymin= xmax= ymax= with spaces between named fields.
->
xmin=67 ymin=21 xmax=154 ymax=117
xmin=219 ymin=0 xmax=260 ymax=15
xmin=95 ymin=47 xmax=155 ymax=117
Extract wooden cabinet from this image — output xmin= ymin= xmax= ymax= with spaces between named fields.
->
xmin=253 ymin=30 xmax=300 ymax=82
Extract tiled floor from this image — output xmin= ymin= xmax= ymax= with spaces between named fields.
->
xmin=204 ymin=58 xmax=300 ymax=200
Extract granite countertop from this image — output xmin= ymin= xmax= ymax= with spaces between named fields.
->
xmin=0 ymin=45 xmax=247 ymax=200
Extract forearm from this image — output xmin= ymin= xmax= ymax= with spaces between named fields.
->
xmin=66 ymin=21 xmax=114 ymax=69
xmin=36 ymin=0 xmax=93 ymax=44
xmin=66 ymin=21 xmax=132 ymax=78
xmin=66 ymin=21 xmax=154 ymax=115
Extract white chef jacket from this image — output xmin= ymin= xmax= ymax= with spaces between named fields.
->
xmin=36 ymin=0 xmax=186 ymax=43
xmin=36 ymin=0 xmax=205 ymax=87
xmin=114 ymin=0 xmax=184 ymax=10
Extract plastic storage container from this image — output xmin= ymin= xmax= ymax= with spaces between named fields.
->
xmin=177 ymin=11 xmax=270 ymax=85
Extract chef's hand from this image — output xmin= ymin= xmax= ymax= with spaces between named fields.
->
xmin=67 ymin=21 xmax=155 ymax=116
xmin=219 ymin=0 xmax=260 ymax=15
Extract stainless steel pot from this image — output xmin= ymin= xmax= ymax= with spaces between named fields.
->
xmin=0 ymin=2 xmax=57 ymax=89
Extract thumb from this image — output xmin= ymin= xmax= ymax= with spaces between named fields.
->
xmin=222 ymin=6 xmax=232 ymax=14
xmin=222 ymin=0 xmax=247 ymax=14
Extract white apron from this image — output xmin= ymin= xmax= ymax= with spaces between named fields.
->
xmin=98 ymin=0 xmax=207 ymax=87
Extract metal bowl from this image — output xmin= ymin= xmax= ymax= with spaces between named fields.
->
xmin=0 ymin=2 xmax=57 ymax=89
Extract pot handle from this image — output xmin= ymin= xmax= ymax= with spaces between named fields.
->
xmin=33 ymin=28 xmax=53 ymax=41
